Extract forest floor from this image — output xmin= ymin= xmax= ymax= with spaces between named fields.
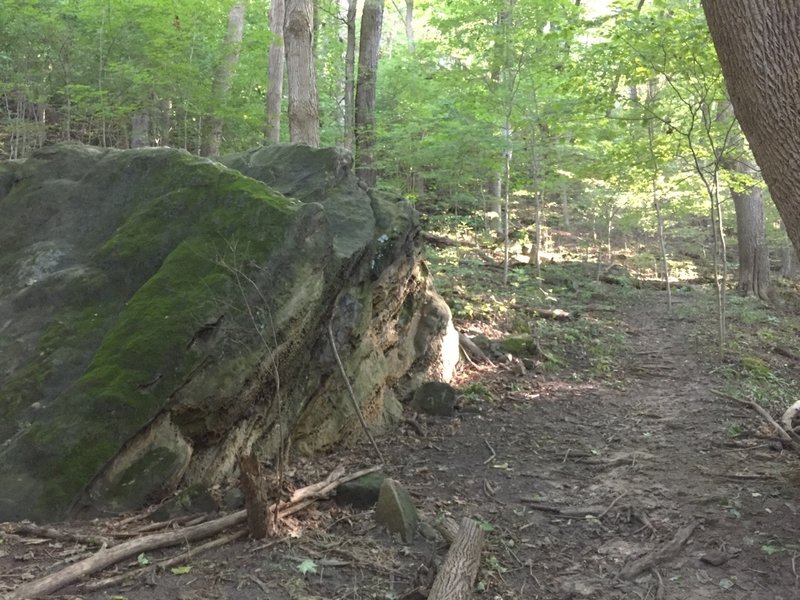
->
xmin=3 ymin=255 xmax=800 ymax=600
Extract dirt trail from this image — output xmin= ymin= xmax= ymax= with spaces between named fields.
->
xmin=3 ymin=287 xmax=800 ymax=600
xmin=404 ymin=289 xmax=800 ymax=599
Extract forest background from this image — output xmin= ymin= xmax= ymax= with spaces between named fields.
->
xmin=1 ymin=0 xmax=794 ymax=320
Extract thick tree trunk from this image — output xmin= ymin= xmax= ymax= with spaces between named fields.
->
xmin=343 ymin=0 xmax=357 ymax=151
xmin=355 ymin=0 xmax=384 ymax=187
xmin=202 ymin=0 xmax=246 ymax=157
xmin=729 ymin=160 xmax=770 ymax=300
xmin=284 ymin=0 xmax=320 ymax=147
xmin=265 ymin=0 xmax=286 ymax=144
xmin=702 ymin=2 xmax=800 ymax=255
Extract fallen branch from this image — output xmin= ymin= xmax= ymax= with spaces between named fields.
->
xmin=512 ymin=305 xmax=576 ymax=321
xmin=9 ymin=465 xmax=379 ymax=599
xmin=428 ymin=518 xmax=485 ymax=600
xmin=81 ymin=529 xmax=247 ymax=592
xmin=520 ymin=501 xmax=607 ymax=517
xmin=620 ymin=522 xmax=697 ymax=579
xmin=9 ymin=511 xmax=246 ymax=599
xmin=2 ymin=522 xmax=111 ymax=548
xmin=711 ymin=389 xmax=799 ymax=447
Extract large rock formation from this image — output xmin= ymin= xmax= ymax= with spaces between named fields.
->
xmin=0 ymin=143 xmax=458 ymax=522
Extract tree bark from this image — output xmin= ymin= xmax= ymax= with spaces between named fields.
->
xmin=130 ymin=111 xmax=150 ymax=148
xmin=265 ymin=0 xmax=286 ymax=143
xmin=729 ymin=159 xmax=770 ymax=300
xmin=355 ymin=0 xmax=385 ymax=187
xmin=702 ymin=2 xmax=800 ymax=254
xmin=238 ymin=453 xmax=272 ymax=539
xmin=404 ymin=0 xmax=415 ymax=50
xmin=285 ymin=0 xmax=320 ymax=146
xmin=427 ymin=518 xmax=484 ymax=600
xmin=202 ymin=0 xmax=246 ymax=157
xmin=343 ymin=0 xmax=357 ymax=151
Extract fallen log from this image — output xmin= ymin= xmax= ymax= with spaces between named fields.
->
xmin=422 ymin=232 xmax=475 ymax=248
xmin=428 ymin=518 xmax=484 ymax=600
xmin=432 ymin=515 xmax=461 ymax=545
xmin=458 ymin=332 xmax=493 ymax=366
xmin=512 ymin=305 xmax=576 ymax=321
xmin=9 ymin=464 xmax=380 ymax=599
xmin=2 ymin=521 xmax=111 ymax=548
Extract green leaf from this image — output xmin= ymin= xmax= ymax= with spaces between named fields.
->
xmin=136 ymin=553 xmax=150 ymax=566
xmin=478 ymin=519 xmax=495 ymax=532
xmin=170 ymin=565 xmax=193 ymax=575
xmin=297 ymin=558 xmax=317 ymax=575
xmin=762 ymin=544 xmax=782 ymax=556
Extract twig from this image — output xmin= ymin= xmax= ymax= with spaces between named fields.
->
xmin=520 ymin=501 xmax=607 ymax=517
xmin=328 ymin=322 xmax=385 ymax=464
xmin=598 ymin=491 xmax=628 ymax=518
xmin=653 ymin=568 xmax=665 ymax=600
xmin=482 ymin=438 xmax=497 ymax=464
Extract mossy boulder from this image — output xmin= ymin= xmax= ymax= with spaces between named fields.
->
xmin=0 ymin=143 xmax=458 ymax=521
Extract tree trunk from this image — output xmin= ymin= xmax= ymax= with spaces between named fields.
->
xmin=404 ymin=0 xmax=415 ymax=50
xmin=355 ymin=0 xmax=384 ymax=187
xmin=130 ymin=111 xmax=150 ymax=148
xmin=284 ymin=0 xmax=320 ymax=146
xmin=265 ymin=0 xmax=286 ymax=144
xmin=702 ymin=2 xmax=800 ymax=255
xmin=343 ymin=0 xmax=357 ymax=151
xmin=730 ymin=160 xmax=770 ymax=300
xmin=780 ymin=220 xmax=797 ymax=278
xmin=202 ymin=0 xmax=246 ymax=156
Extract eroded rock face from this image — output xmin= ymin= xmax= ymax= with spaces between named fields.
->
xmin=0 ymin=143 xmax=458 ymax=521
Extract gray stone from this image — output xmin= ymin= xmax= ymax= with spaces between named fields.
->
xmin=151 ymin=484 xmax=219 ymax=521
xmin=335 ymin=472 xmax=387 ymax=509
xmin=411 ymin=382 xmax=457 ymax=417
xmin=374 ymin=478 xmax=418 ymax=543
xmin=223 ymin=487 xmax=245 ymax=510
xmin=0 ymin=143 xmax=459 ymax=521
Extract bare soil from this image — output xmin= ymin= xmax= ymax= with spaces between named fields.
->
xmin=3 ymin=286 xmax=800 ymax=600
